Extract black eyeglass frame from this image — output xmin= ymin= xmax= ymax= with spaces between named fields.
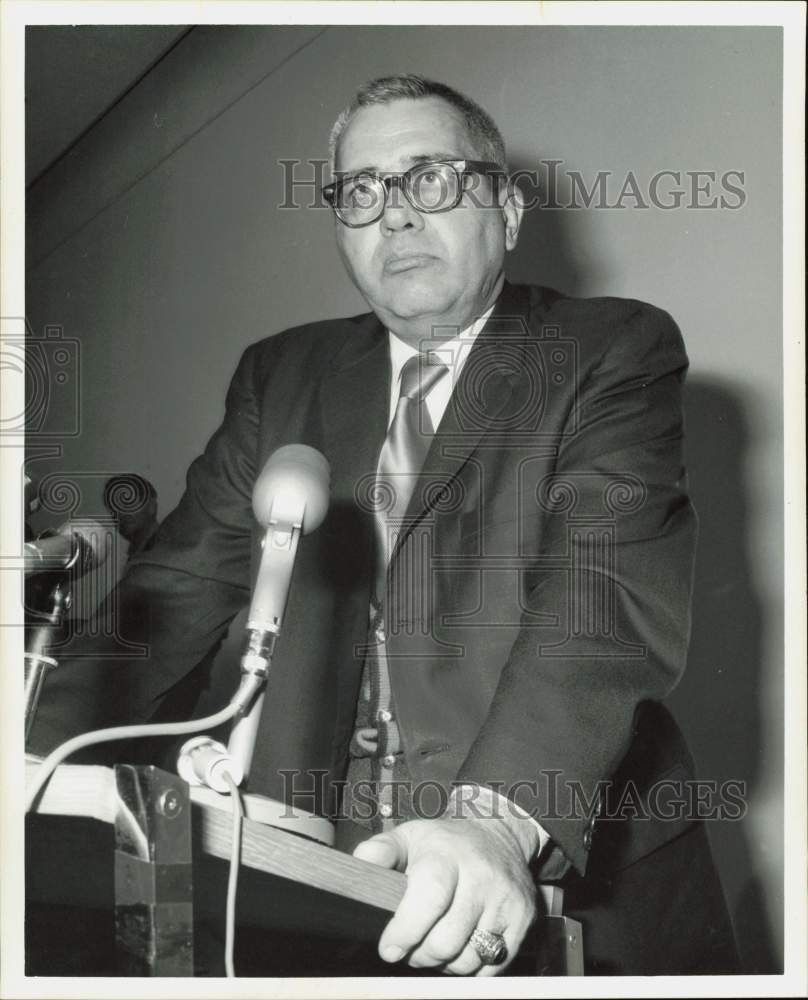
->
xmin=321 ymin=159 xmax=506 ymax=228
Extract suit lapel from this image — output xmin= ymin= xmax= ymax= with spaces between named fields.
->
xmin=319 ymin=311 xmax=390 ymax=530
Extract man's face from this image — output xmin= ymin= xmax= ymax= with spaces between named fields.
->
xmin=333 ymin=97 xmax=520 ymax=343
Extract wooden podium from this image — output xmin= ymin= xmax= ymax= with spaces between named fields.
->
xmin=25 ymin=762 xmax=583 ymax=977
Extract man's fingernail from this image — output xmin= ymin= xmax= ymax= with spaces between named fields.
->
xmin=381 ymin=945 xmax=404 ymax=962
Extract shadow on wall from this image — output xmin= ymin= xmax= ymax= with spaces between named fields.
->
xmin=505 ymin=155 xmax=613 ymax=297
xmin=671 ymin=379 xmax=780 ymax=974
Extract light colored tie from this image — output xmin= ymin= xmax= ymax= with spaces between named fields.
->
xmin=346 ymin=352 xmax=448 ymax=795
xmin=374 ymin=353 xmax=448 ymax=588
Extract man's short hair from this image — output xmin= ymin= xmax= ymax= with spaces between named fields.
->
xmin=329 ymin=74 xmax=507 ymax=171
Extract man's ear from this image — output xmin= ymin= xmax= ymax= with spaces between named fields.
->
xmin=500 ymin=179 xmax=525 ymax=252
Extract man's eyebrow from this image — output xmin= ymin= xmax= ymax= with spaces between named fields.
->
xmin=409 ymin=152 xmax=463 ymax=164
xmin=340 ymin=153 xmax=463 ymax=175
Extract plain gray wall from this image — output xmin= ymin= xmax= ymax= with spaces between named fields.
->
xmin=25 ymin=25 xmax=783 ymax=971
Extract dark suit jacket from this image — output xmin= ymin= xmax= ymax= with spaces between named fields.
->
xmin=31 ymin=281 xmax=702 ymax=883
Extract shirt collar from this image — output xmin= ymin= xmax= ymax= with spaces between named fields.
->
xmin=388 ymin=302 xmax=496 ymax=392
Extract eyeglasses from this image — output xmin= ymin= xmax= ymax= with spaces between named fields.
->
xmin=321 ymin=159 xmax=505 ymax=228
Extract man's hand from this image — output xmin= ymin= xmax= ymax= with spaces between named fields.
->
xmin=353 ymin=815 xmax=537 ymax=976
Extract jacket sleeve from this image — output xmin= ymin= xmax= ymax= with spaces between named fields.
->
xmin=27 ymin=342 xmax=263 ymax=756
xmin=454 ymin=303 xmax=698 ymax=876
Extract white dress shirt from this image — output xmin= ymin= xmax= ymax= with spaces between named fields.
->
xmin=386 ymin=306 xmax=494 ymax=429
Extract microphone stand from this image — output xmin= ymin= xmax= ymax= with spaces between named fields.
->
xmin=177 ymin=521 xmax=302 ymax=793
xmin=24 ymin=571 xmax=74 ymax=742
xmin=227 ymin=521 xmax=301 ymax=779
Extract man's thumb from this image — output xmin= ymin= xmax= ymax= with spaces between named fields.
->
xmin=353 ymin=831 xmax=406 ymax=870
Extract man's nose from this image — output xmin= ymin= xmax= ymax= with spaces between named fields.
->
xmin=379 ymin=179 xmax=424 ymax=233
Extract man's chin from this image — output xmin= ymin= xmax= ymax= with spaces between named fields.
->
xmin=374 ymin=282 xmax=455 ymax=323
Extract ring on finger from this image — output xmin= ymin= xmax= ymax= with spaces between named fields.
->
xmin=468 ymin=928 xmax=508 ymax=966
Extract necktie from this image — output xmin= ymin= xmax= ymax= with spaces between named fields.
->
xmin=374 ymin=353 xmax=448 ymax=591
xmin=344 ymin=352 xmax=448 ymax=829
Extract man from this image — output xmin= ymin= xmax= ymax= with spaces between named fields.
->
xmin=29 ymin=75 xmax=738 ymax=975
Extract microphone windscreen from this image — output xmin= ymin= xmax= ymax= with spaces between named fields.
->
xmin=252 ymin=445 xmax=330 ymax=534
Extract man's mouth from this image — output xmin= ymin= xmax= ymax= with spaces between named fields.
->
xmin=384 ymin=254 xmax=438 ymax=275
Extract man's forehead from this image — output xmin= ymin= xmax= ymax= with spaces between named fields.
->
xmin=335 ymin=97 xmax=477 ymax=172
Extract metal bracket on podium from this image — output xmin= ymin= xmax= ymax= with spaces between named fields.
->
xmin=536 ymin=885 xmax=584 ymax=975
xmin=535 ymin=916 xmax=584 ymax=975
xmin=113 ymin=765 xmax=194 ymax=976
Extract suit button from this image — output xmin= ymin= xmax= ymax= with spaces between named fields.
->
xmin=379 ymin=804 xmax=393 ymax=818
xmin=377 ymin=709 xmax=393 ymax=724
xmin=583 ymin=827 xmax=593 ymax=851
xmin=382 ymin=755 xmax=396 ymax=768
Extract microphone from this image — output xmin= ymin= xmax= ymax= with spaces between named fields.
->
xmin=222 ymin=446 xmax=330 ymax=784
xmin=23 ymin=520 xmax=106 ymax=577
xmin=247 ymin=444 xmax=330 ymax=632
xmin=24 ymin=519 xmax=107 ymax=738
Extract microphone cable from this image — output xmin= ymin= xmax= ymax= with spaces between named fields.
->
xmin=221 ymin=771 xmax=244 ymax=978
xmin=24 ymin=672 xmax=264 ymax=814
xmin=25 ymin=678 xmax=262 ymax=977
